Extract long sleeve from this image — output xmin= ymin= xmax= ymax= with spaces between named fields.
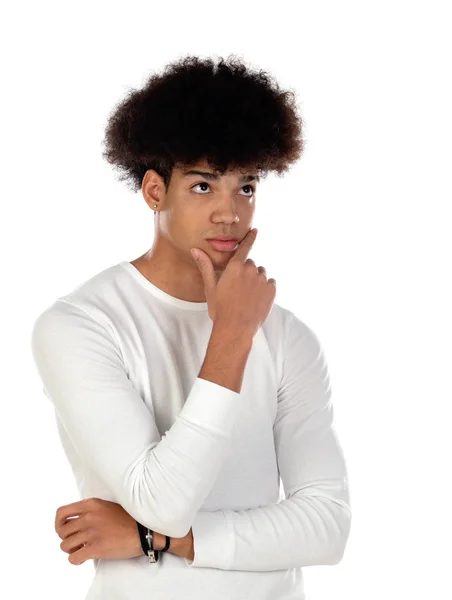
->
xmin=184 ymin=312 xmax=351 ymax=570
xmin=30 ymin=299 xmax=242 ymax=539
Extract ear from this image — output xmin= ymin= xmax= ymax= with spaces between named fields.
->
xmin=142 ymin=169 xmax=165 ymax=210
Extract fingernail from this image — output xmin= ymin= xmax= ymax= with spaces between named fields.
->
xmin=191 ymin=249 xmax=199 ymax=260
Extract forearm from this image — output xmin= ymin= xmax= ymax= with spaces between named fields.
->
xmin=199 ymin=324 xmax=253 ymax=393
xmin=149 ymin=329 xmax=251 ymax=560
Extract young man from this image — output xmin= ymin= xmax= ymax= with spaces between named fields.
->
xmin=31 ymin=55 xmax=351 ymax=599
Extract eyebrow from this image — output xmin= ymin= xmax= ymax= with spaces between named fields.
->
xmin=182 ymin=169 xmax=260 ymax=183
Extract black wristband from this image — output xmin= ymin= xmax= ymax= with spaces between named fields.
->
xmin=137 ymin=521 xmax=171 ymax=554
xmin=136 ymin=521 xmax=151 ymax=556
xmin=136 ymin=521 xmax=159 ymax=561
xmin=161 ymin=535 xmax=171 ymax=553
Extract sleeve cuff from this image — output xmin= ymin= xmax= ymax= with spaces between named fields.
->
xmin=179 ymin=377 xmax=242 ymax=438
xmin=185 ymin=510 xmax=235 ymax=569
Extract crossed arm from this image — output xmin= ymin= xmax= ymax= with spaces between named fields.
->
xmin=34 ymin=303 xmax=350 ymax=570
xmin=55 ymin=497 xmax=194 ymax=565
xmin=54 ymin=315 xmax=351 ymax=570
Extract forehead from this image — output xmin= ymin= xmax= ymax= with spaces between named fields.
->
xmin=176 ymin=159 xmax=259 ymax=182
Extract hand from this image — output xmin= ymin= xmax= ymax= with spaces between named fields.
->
xmin=55 ymin=498 xmax=194 ymax=565
xmin=191 ymin=228 xmax=276 ymax=336
xmin=55 ymin=498 xmax=142 ymax=565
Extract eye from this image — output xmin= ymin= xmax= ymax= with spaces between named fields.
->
xmin=191 ymin=182 xmax=211 ymax=194
xmin=240 ymin=184 xmax=256 ymax=196
xmin=191 ymin=182 xmax=256 ymax=196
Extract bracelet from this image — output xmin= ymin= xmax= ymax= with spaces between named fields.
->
xmin=136 ymin=521 xmax=159 ymax=563
xmin=136 ymin=521 xmax=171 ymax=562
xmin=160 ymin=533 xmax=171 ymax=553
xmin=145 ymin=528 xmax=159 ymax=563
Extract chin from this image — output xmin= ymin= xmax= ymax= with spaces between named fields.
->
xmin=211 ymin=252 xmax=233 ymax=263
xmin=210 ymin=254 xmax=231 ymax=268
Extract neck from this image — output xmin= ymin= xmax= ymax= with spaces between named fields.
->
xmin=131 ymin=243 xmax=210 ymax=303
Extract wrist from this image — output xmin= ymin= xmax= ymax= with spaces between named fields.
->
xmin=134 ymin=528 xmax=145 ymax=556
xmin=211 ymin=322 xmax=254 ymax=349
xmin=167 ymin=529 xmax=193 ymax=560
xmin=186 ymin=536 xmax=194 ymax=561
xmin=152 ymin=531 xmax=167 ymax=551
xmin=146 ymin=529 xmax=193 ymax=560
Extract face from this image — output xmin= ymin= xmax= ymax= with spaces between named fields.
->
xmin=142 ymin=158 xmax=258 ymax=272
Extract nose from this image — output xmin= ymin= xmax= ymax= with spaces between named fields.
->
xmin=211 ymin=194 xmax=240 ymax=225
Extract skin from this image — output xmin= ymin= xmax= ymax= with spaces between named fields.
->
xmin=130 ymin=156 xmax=259 ymax=301
xmin=56 ymin=157 xmax=261 ymax=565
xmin=55 ymin=498 xmax=194 ymax=565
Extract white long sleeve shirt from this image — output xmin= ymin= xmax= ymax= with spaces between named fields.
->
xmin=30 ymin=260 xmax=351 ymax=600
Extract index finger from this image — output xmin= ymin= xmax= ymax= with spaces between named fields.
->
xmin=230 ymin=228 xmax=258 ymax=263
xmin=55 ymin=500 xmax=89 ymax=532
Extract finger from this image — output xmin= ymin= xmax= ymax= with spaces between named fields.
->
xmin=60 ymin=530 xmax=86 ymax=554
xmin=230 ymin=228 xmax=258 ymax=264
xmin=268 ymin=278 xmax=276 ymax=286
xmin=56 ymin=515 xmax=85 ymax=540
xmin=55 ymin=500 xmax=90 ymax=533
xmin=191 ymin=248 xmax=217 ymax=300
xmin=68 ymin=543 xmax=90 ymax=566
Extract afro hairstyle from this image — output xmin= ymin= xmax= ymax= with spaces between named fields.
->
xmin=101 ymin=54 xmax=305 ymax=193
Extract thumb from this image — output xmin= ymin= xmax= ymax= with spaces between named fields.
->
xmin=191 ymin=248 xmax=217 ymax=298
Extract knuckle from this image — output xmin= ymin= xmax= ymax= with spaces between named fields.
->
xmin=55 ymin=512 xmax=64 ymax=531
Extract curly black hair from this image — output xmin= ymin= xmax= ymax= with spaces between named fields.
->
xmin=101 ymin=54 xmax=305 ymax=193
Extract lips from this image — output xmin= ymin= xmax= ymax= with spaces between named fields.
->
xmin=207 ymin=239 xmax=239 ymax=252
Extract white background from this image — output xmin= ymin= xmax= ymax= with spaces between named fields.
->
xmin=1 ymin=1 xmax=451 ymax=598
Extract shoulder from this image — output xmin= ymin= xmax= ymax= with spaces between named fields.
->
xmin=30 ymin=262 xmax=127 ymax=347
xmin=263 ymin=302 xmax=318 ymax=348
